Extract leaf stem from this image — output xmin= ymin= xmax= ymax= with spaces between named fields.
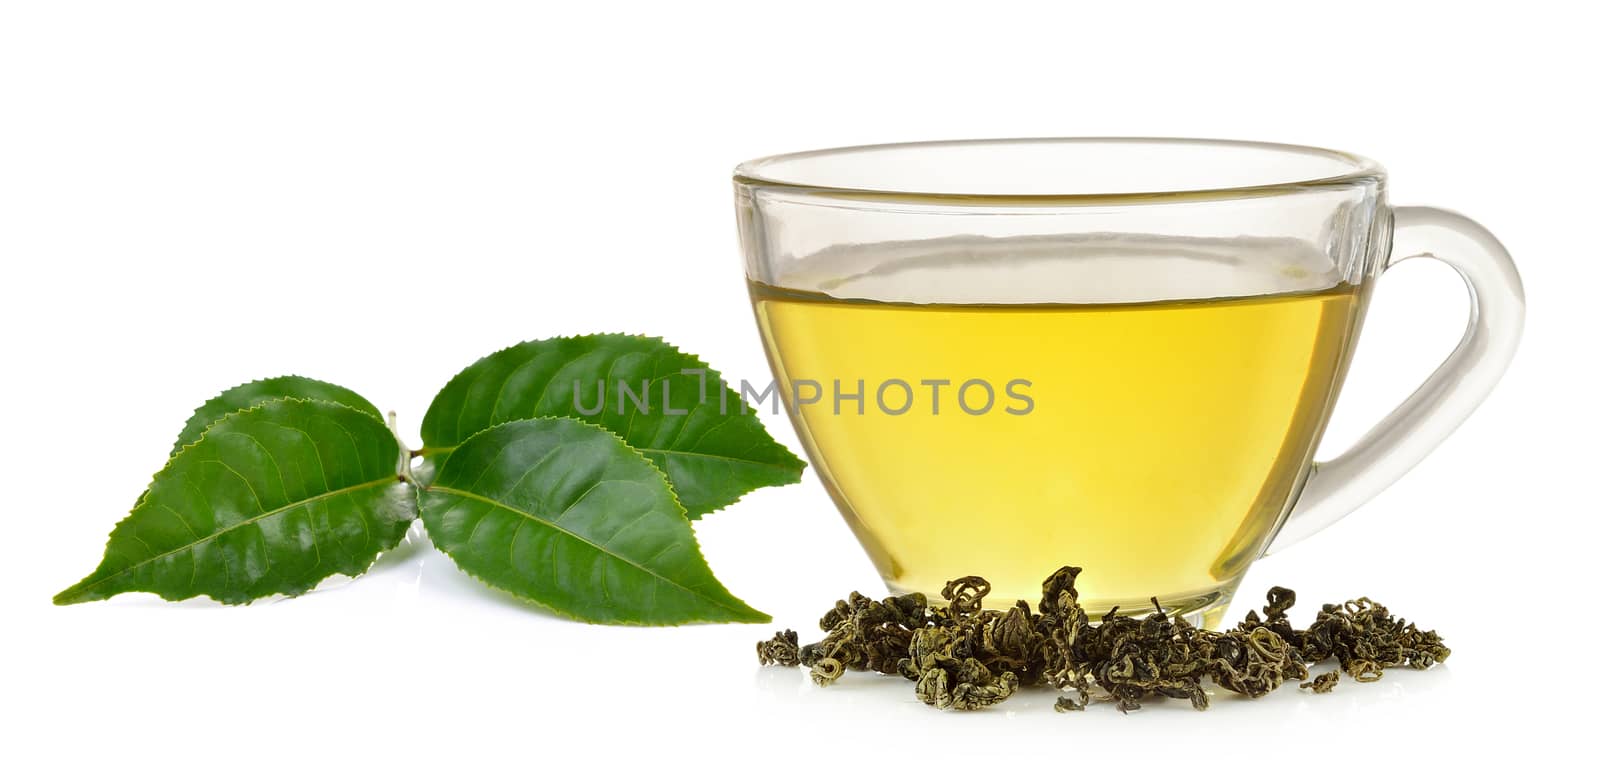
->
xmin=387 ymin=410 xmax=419 ymax=486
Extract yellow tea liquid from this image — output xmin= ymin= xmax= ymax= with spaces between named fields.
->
xmin=751 ymin=237 xmax=1365 ymax=616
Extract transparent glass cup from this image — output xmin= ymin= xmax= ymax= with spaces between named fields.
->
xmin=734 ymin=138 xmax=1522 ymax=627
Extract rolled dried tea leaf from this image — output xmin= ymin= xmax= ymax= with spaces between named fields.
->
xmin=756 ymin=563 xmax=1449 ymax=714
xmin=1301 ymin=671 xmax=1340 ymax=693
xmin=757 ymin=630 xmax=801 ymax=666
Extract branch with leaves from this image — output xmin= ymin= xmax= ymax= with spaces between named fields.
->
xmin=55 ymin=335 xmax=805 ymax=625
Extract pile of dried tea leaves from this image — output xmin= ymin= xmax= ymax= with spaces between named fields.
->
xmin=755 ymin=565 xmax=1449 ymax=713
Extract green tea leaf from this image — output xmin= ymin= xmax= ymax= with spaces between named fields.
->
xmin=56 ymin=399 xmax=415 ymax=606
xmin=419 ymin=416 xmax=769 ymax=625
xmin=419 ymin=334 xmax=804 ymax=519
xmin=172 ymin=376 xmax=381 ymax=456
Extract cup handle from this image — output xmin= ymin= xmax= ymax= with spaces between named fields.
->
xmin=1264 ymin=206 xmax=1525 ymax=555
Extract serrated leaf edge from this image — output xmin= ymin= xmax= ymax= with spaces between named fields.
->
xmin=170 ymin=375 xmax=382 ymax=456
xmin=171 ymin=395 xmax=394 ymax=491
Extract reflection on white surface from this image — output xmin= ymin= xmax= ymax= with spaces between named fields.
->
xmin=753 ymin=646 xmax=1454 ymax=724
xmin=280 ymin=522 xmax=567 ymax=621
xmin=78 ymin=519 xmax=1457 ymax=732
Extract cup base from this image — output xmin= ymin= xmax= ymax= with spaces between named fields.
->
xmin=881 ymin=580 xmax=1238 ymax=631
xmin=1175 ymin=594 xmax=1233 ymax=631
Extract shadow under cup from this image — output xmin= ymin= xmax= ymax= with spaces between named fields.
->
xmin=735 ymin=137 xmax=1525 ymax=629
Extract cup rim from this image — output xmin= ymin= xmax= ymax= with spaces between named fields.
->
xmin=733 ymin=137 xmax=1385 ymax=205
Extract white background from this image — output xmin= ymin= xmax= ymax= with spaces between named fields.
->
xmin=2 ymin=1 xmax=1594 ymax=779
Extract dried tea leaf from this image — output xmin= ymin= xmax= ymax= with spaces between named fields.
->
xmin=758 ymin=564 xmax=1449 ymax=714
xmin=1301 ymin=671 xmax=1340 ymax=693
xmin=757 ymin=629 xmax=801 ymax=666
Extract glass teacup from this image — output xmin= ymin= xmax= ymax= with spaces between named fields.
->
xmin=735 ymin=138 xmax=1522 ymax=626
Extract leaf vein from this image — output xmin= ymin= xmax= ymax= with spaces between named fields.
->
xmin=427 ymin=486 xmax=744 ymax=614
xmin=64 ymin=478 xmax=398 ymax=600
